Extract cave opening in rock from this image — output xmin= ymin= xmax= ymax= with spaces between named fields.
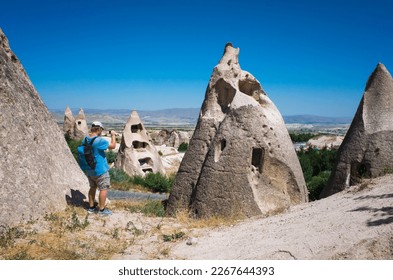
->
xmin=251 ymin=147 xmax=265 ymax=173
xmin=131 ymin=123 xmax=143 ymax=133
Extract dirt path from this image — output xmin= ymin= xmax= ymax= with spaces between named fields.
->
xmin=169 ymin=175 xmax=393 ymax=259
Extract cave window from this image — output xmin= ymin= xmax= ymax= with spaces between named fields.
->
xmin=214 ymin=138 xmax=227 ymax=162
xmin=77 ymin=121 xmax=81 ymax=125
xmin=132 ymin=141 xmax=148 ymax=149
xmin=131 ymin=123 xmax=143 ymax=133
xmin=220 ymin=139 xmax=226 ymax=151
xmin=251 ymin=147 xmax=265 ymax=173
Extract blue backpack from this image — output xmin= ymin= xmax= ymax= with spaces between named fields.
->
xmin=77 ymin=137 xmax=97 ymax=171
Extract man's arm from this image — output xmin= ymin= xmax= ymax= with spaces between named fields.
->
xmin=108 ymin=131 xmax=116 ymax=150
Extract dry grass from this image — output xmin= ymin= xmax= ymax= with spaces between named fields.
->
xmin=0 ymin=200 xmax=244 ymax=260
xmin=175 ymin=209 xmax=244 ymax=229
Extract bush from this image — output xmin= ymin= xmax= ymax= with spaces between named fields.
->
xmin=307 ymin=172 xmax=331 ymax=201
xmin=109 ymin=168 xmax=174 ymax=193
xmin=178 ymin=142 xmax=188 ymax=152
xmin=64 ymin=135 xmax=82 ymax=161
xmin=106 ymin=151 xmax=117 ymax=163
xmin=128 ymin=200 xmax=165 ymax=217
xmin=296 ymin=147 xmax=337 ymax=201
xmin=134 ymin=172 xmax=174 ymax=193
xmin=289 ymin=133 xmax=317 ymax=143
xmin=109 ymin=168 xmax=132 ymax=184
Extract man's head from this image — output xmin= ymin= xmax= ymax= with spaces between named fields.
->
xmin=91 ymin=121 xmax=104 ymax=135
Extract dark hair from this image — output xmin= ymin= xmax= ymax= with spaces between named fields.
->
xmin=91 ymin=126 xmax=101 ymax=133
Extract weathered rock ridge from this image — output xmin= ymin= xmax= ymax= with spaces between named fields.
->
xmin=166 ymin=43 xmax=308 ymax=218
xmin=321 ymin=63 xmax=393 ymax=197
xmin=0 ymin=28 xmax=89 ymax=226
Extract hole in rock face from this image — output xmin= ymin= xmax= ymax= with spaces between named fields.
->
xmin=350 ymin=161 xmax=370 ymax=185
xmin=215 ymin=78 xmax=236 ymax=113
xmin=214 ymin=139 xmax=227 ymax=162
xmin=220 ymin=139 xmax=226 ymax=151
xmin=77 ymin=121 xmax=81 ymax=125
xmin=133 ymin=141 xmax=148 ymax=149
xmin=138 ymin=157 xmax=153 ymax=166
xmin=142 ymin=168 xmax=153 ymax=173
xmin=131 ymin=123 xmax=143 ymax=133
xmin=251 ymin=147 xmax=265 ymax=173
xmin=238 ymin=77 xmax=266 ymax=104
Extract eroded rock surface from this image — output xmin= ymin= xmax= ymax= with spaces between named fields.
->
xmin=322 ymin=63 xmax=393 ymax=197
xmin=0 ymin=28 xmax=89 ymax=226
xmin=166 ymin=44 xmax=307 ymax=218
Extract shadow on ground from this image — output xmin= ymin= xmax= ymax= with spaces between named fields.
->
xmin=350 ymin=206 xmax=393 ymax=227
xmin=65 ymin=189 xmax=88 ymax=209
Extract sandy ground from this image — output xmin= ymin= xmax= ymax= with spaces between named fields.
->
xmin=167 ymin=175 xmax=393 ymax=260
xmin=3 ymin=175 xmax=392 ymax=260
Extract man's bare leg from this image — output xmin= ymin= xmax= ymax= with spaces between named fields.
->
xmin=88 ymin=187 xmax=97 ymax=208
xmin=99 ymin=189 xmax=107 ymax=210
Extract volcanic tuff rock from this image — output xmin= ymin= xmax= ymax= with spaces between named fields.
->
xmin=63 ymin=106 xmax=74 ymax=137
xmin=115 ymin=110 xmax=165 ymax=177
xmin=73 ymin=108 xmax=89 ymax=140
xmin=321 ymin=63 xmax=393 ymax=197
xmin=166 ymin=43 xmax=308 ymax=218
xmin=0 ymin=28 xmax=89 ymax=226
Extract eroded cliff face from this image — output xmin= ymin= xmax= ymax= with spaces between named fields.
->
xmin=166 ymin=43 xmax=307 ymax=218
xmin=0 ymin=28 xmax=89 ymax=226
xmin=322 ymin=63 xmax=393 ymax=198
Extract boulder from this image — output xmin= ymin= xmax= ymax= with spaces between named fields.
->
xmin=166 ymin=43 xmax=308 ymax=218
xmin=0 ymin=28 xmax=89 ymax=226
xmin=115 ymin=110 xmax=165 ymax=177
xmin=321 ymin=63 xmax=393 ymax=197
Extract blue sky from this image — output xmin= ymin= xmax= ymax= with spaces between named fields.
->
xmin=2 ymin=0 xmax=393 ymax=117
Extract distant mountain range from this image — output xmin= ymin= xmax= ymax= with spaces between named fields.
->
xmin=50 ymin=108 xmax=351 ymax=126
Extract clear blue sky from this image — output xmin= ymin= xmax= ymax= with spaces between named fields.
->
xmin=2 ymin=0 xmax=393 ymax=117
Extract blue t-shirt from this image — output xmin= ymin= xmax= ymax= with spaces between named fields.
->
xmin=82 ymin=136 xmax=110 ymax=177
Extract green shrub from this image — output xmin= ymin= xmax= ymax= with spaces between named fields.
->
xmin=64 ymin=135 xmax=82 ymax=161
xmin=289 ymin=133 xmax=317 ymax=143
xmin=307 ymin=172 xmax=330 ymax=201
xmin=178 ymin=142 xmax=188 ymax=152
xmin=106 ymin=151 xmax=117 ymax=164
xmin=138 ymin=172 xmax=174 ymax=193
xmin=109 ymin=168 xmax=132 ymax=184
xmin=127 ymin=200 xmax=165 ymax=217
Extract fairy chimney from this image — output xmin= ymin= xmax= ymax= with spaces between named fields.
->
xmin=166 ymin=43 xmax=308 ymax=218
xmin=321 ymin=63 xmax=393 ymax=197
xmin=115 ymin=110 xmax=165 ymax=177
xmin=63 ymin=106 xmax=74 ymax=137
xmin=73 ymin=108 xmax=89 ymax=140
xmin=0 ymin=28 xmax=89 ymax=226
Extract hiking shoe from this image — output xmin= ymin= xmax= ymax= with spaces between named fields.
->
xmin=87 ymin=207 xmax=98 ymax=214
xmin=98 ymin=208 xmax=112 ymax=216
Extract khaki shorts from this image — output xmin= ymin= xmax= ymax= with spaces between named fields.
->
xmin=88 ymin=172 xmax=110 ymax=191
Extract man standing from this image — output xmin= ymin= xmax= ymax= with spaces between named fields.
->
xmin=80 ymin=121 xmax=116 ymax=216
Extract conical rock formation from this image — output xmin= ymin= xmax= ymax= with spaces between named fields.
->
xmin=0 ymin=28 xmax=89 ymax=226
xmin=321 ymin=63 xmax=393 ymax=197
xmin=115 ymin=110 xmax=165 ymax=177
xmin=63 ymin=106 xmax=74 ymax=137
xmin=73 ymin=108 xmax=89 ymax=140
xmin=166 ymin=44 xmax=308 ymax=218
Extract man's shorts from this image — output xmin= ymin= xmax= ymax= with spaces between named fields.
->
xmin=87 ymin=172 xmax=110 ymax=191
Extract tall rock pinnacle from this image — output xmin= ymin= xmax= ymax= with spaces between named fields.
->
xmin=321 ymin=63 xmax=393 ymax=197
xmin=0 ymin=28 xmax=89 ymax=226
xmin=166 ymin=44 xmax=308 ymax=218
